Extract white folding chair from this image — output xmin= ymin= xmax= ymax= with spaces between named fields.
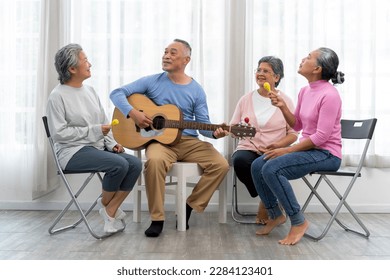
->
xmin=42 ymin=116 xmax=125 ymax=239
xmin=133 ymin=151 xmax=227 ymax=231
xmin=302 ymin=118 xmax=377 ymax=241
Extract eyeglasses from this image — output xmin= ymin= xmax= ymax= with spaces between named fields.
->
xmin=254 ymin=68 xmax=274 ymax=75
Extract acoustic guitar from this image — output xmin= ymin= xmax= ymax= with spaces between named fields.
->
xmin=112 ymin=94 xmax=255 ymax=150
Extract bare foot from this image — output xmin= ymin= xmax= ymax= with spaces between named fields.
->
xmin=278 ymin=220 xmax=309 ymax=245
xmin=256 ymin=201 xmax=269 ymax=225
xmin=256 ymin=214 xmax=286 ymax=235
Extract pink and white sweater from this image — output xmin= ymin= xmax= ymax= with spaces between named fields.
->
xmin=230 ymin=90 xmax=297 ymax=152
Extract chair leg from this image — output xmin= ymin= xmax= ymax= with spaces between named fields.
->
xmin=231 ymin=172 xmax=257 ymax=224
xmin=176 ymin=165 xmax=187 ymax=232
xmin=133 ymin=186 xmax=142 ymax=223
xmin=321 ymin=175 xmax=370 ymax=238
xmin=218 ymin=176 xmax=227 ymax=223
xmin=49 ymin=173 xmax=125 ymax=240
xmin=302 ymin=175 xmax=370 ymax=241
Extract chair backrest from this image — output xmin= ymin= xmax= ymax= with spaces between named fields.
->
xmin=42 ymin=115 xmax=51 ymax=138
xmin=340 ymin=118 xmax=377 ymax=171
xmin=341 ymin=119 xmax=377 ymax=140
xmin=42 ymin=116 xmax=64 ymax=174
xmin=42 ymin=116 xmax=54 ymax=145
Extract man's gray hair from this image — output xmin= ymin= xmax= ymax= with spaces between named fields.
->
xmin=174 ymin=38 xmax=192 ymax=56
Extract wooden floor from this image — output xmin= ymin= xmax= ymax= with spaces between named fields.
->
xmin=0 ymin=209 xmax=390 ymax=260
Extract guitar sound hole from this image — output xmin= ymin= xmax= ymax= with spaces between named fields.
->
xmin=152 ymin=116 xmax=166 ymax=130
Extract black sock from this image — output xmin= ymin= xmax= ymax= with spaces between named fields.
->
xmin=186 ymin=203 xmax=193 ymax=222
xmin=176 ymin=203 xmax=192 ymax=230
xmin=185 ymin=203 xmax=193 ymax=229
xmin=145 ymin=221 xmax=164 ymax=237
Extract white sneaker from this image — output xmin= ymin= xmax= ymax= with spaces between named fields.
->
xmin=97 ymin=197 xmax=126 ymax=220
xmin=99 ymin=207 xmax=118 ymax=233
xmin=115 ymin=209 xmax=126 ymax=220
xmin=97 ymin=197 xmax=104 ymax=208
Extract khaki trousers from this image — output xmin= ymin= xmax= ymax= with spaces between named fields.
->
xmin=144 ymin=136 xmax=229 ymax=221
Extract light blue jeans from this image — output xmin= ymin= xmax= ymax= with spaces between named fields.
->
xmin=251 ymin=149 xmax=341 ymax=226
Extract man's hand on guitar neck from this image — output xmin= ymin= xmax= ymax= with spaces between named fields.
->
xmin=212 ymin=125 xmax=230 ymax=139
xmin=129 ymin=108 xmax=153 ymax=129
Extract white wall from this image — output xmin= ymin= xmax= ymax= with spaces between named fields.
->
xmin=232 ymin=167 xmax=390 ymax=214
xmin=1 ymin=167 xmax=389 ymax=214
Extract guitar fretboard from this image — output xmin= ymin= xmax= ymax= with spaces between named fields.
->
xmin=163 ymin=120 xmax=230 ymax=132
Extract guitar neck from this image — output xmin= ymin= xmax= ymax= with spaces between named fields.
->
xmin=165 ymin=120 xmax=230 ymax=132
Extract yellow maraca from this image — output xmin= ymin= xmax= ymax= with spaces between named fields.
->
xmin=263 ymin=82 xmax=271 ymax=92
xmin=111 ymin=119 xmax=119 ymax=126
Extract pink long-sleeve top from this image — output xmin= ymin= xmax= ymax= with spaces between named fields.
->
xmin=294 ymin=80 xmax=342 ymax=159
xmin=230 ymin=90 xmax=298 ymax=152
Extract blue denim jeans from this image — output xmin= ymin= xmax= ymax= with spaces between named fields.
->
xmin=251 ymin=149 xmax=341 ymax=226
xmin=65 ymin=146 xmax=142 ymax=192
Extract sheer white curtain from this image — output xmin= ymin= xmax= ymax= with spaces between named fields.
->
xmin=33 ymin=0 xmax=72 ymax=198
xmin=0 ymin=0 xmax=48 ymax=200
xmin=245 ymin=0 xmax=390 ymax=167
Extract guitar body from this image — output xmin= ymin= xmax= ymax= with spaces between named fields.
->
xmin=112 ymin=94 xmax=183 ymax=150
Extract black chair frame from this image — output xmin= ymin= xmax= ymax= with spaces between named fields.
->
xmin=230 ymin=138 xmax=258 ymax=224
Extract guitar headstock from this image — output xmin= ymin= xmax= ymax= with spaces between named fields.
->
xmin=229 ymin=124 xmax=256 ymax=138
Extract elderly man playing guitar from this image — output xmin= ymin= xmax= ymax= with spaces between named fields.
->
xmin=110 ymin=39 xmax=253 ymax=237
